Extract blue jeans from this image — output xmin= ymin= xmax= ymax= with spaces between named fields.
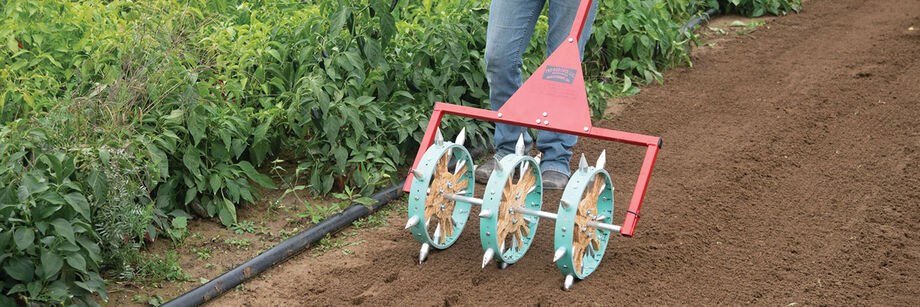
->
xmin=485 ymin=0 xmax=598 ymax=177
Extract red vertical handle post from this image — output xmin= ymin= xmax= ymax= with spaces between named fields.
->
xmin=402 ymin=110 xmax=445 ymax=192
xmin=620 ymin=144 xmax=660 ymax=237
xmin=568 ymin=0 xmax=594 ymax=42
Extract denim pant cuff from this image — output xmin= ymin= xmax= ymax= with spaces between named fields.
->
xmin=540 ymin=161 xmax=571 ymax=177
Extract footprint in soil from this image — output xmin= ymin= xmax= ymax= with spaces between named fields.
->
xmin=442 ymin=290 xmax=462 ymax=307
xmin=471 ymin=275 xmax=486 ymax=286
xmin=384 ymin=272 xmax=398 ymax=283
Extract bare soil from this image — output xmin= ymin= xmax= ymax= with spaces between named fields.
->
xmin=157 ymin=0 xmax=920 ymax=305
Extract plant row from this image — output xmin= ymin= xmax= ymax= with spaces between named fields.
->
xmin=0 ymin=0 xmax=799 ymax=304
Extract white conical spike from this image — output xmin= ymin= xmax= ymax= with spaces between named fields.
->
xmin=553 ymin=247 xmax=566 ymax=262
xmin=527 ymin=185 xmax=536 ymax=194
xmin=511 ymin=235 xmax=518 ymax=251
xmin=435 ymin=128 xmax=444 ymax=146
xmin=419 ymin=243 xmax=430 ymax=264
xmin=534 ymin=153 xmax=542 ymax=166
xmin=515 ymin=133 xmax=525 ymax=156
xmin=481 ymin=248 xmax=495 ymax=269
xmin=578 ymin=154 xmax=589 ymax=172
xmin=405 ymin=216 xmax=419 ymax=229
xmin=563 ymin=275 xmax=574 ymax=290
xmin=587 ymin=244 xmax=596 ymax=258
xmin=596 ymin=149 xmax=606 ymax=170
xmin=560 ymin=199 xmax=572 ymax=209
xmin=455 ymin=128 xmax=466 ymax=146
xmin=455 ymin=159 xmax=466 ymax=174
xmin=594 ymin=215 xmax=607 ymax=221
xmin=479 ymin=210 xmax=492 ymax=218
xmin=433 ymin=223 xmax=442 ymax=243
xmin=412 ymin=169 xmax=426 ymax=180
xmin=493 ymin=157 xmax=503 ymax=173
xmin=499 ymin=262 xmax=510 ymax=270
xmin=520 ymin=161 xmax=529 ymax=177
xmin=500 ymin=241 xmax=505 ymax=254
xmin=425 ymin=217 xmax=431 ymax=228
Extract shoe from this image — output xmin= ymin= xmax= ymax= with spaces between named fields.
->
xmin=475 ymin=159 xmax=496 ymax=183
xmin=541 ymin=170 xmax=569 ymax=190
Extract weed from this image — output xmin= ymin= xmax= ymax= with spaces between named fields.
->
xmin=128 ymin=251 xmax=190 ymax=283
xmin=224 ymin=237 xmax=252 ymax=248
xmin=230 ymin=220 xmax=258 ymax=234
xmin=192 ymin=248 xmax=212 ymax=261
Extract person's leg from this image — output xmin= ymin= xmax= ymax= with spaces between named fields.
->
xmin=537 ymin=0 xmax=599 ymax=177
xmin=485 ymin=0 xmax=546 ymax=160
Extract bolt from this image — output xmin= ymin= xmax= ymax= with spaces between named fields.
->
xmin=584 ymin=126 xmax=589 ymax=132
xmin=542 ymin=112 xmax=548 ymax=117
xmin=497 ymin=113 xmax=503 ymax=118
xmin=486 ymin=232 xmax=490 ymax=236
xmin=567 ymin=37 xmax=573 ymax=43
xmin=415 ymin=196 xmax=419 ymax=200
xmin=581 ymin=226 xmax=587 ymax=232
xmin=536 ymin=119 xmax=542 ymax=124
xmin=562 ymin=227 xmax=566 ymax=232
xmin=544 ymin=121 xmax=549 ymax=125
xmin=512 ymin=218 xmax=518 ymax=224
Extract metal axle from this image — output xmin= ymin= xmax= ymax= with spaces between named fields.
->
xmin=442 ymin=193 xmax=622 ymax=232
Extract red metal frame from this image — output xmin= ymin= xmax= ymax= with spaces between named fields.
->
xmin=401 ymin=0 xmax=660 ymax=237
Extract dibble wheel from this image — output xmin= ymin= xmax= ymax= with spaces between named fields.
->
xmin=406 ymin=129 xmax=474 ymax=263
xmin=406 ymin=132 xmax=625 ymax=291
xmin=553 ymin=152 xmax=614 ymax=289
xmin=478 ymin=152 xmax=543 ymax=267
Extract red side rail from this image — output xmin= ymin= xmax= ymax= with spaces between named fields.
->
xmin=402 ymin=102 xmax=661 ymax=237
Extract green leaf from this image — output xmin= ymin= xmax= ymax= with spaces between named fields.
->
xmin=328 ymin=6 xmax=351 ymax=39
xmin=64 ymin=192 xmax=91 ymax=221
xmin=266 ymin=48 xmax=282 ymax=62
xmin=3 ymin=256 xmax=34 ymax=282
xmin=354 ymin=197 xmax=378 ymax=206
xmin=332 ymin=146 xmax=348 ymax=172
xmin=7 ymin=36 xmax=19 ymax=52
xmin=20 ymin=172 xmax=49 ymax=199
xmin=237 ymin=161 xmax=275 ymax=189
xmin=183 ymin=147 xmax=202 ymax=179
xmin=66 ymin=253 xmax=87 ymax=273
xmin=52 ymin=218 xmax=75 ymax=243
xmin=41 ymin=249 xmax=63 ymax=278
xmin=86 ymin=170 xmax=109 ymax=203
xmin=188 ymin=108 xmax=206 ymax=145
xmin=185 ymin=188 xmax=196 ymax=205
xmin=209 ymin=173 xmax=222 ymax=192
xmin=13 ymin=228 xmax=34 ymax=251
xmin=218 ymin=198 xmax=237 ymax=226
xmin=172 ymin=216 xmax=188 ymax=229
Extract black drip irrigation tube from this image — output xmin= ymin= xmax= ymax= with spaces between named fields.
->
xmin=162 ymin=184 xmax=404 ymax=307
xmin=162 ymin=145 xmax=483 ymax=306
